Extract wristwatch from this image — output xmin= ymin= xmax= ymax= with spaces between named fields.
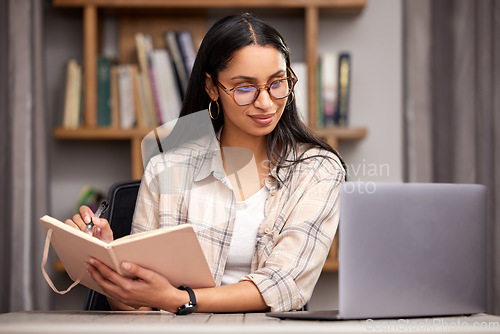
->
xmin=176 ymin=286 xmax=197 ymax=315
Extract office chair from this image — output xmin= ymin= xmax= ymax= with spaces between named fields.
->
xmin=83 ymin=180 xmax=141 ymax=311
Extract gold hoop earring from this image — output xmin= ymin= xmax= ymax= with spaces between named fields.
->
xmin=286 ymin=91 xmax=295 ymax=107
xmin=209 ymin=100 xmax=220 ymax=120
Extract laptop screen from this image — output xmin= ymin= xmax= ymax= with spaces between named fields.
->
xmin=338 ymin=182 xmax=487 ymax=319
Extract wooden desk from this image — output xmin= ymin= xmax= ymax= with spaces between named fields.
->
xmin=0 ymin=311 xmax=499 ymax=334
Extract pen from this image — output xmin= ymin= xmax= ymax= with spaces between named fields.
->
xmin=85 ymin=200 xmax=109 ymax=234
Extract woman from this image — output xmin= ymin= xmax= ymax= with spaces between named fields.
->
xmin=67 ymin=13 xmax=346 ymax=313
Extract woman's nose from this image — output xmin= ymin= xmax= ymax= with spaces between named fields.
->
xmin=253 ymin=89 xmax=273 ymax=111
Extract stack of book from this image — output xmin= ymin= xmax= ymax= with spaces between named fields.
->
xmin=62 ymin=29 xmax=196 ymax=129
xmin=317 ymin=52 xmax=351 ymax=128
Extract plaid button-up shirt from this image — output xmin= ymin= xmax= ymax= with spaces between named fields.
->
xmin=132 ymin=134 xmax=345 ymax=312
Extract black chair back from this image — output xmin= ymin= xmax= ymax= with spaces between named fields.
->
xmin=83 ymin=180 xmax=141 ymax=311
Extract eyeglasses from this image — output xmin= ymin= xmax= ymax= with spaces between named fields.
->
xmin=216 ymin=75 xmax=298 ymax=106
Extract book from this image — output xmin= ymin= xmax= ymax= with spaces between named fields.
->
xmin=142 ymin=34 xmax=163 ymax=126
xmin=320 ymin=52 xmax=339 ymax=127
xmin=135 ymin=33 xmax=158 ymax=128
xmin=291 ymin=62 xmax=308 ymax=124
xmin=117 ymin=65 xmax=136 ymax=129
xmin=148 ymin=62 xmax=164 ymax=125
xmin=110 ymin=65 xmax=120 ymax=128
xmin=40 ymin=215 xmax=216 ymax=296
xmin=62 ymin=59 xmax=82 ymax=129
xmin=141 ymin=35 xmax=164 ymax=125
xmin=164 ymin=30 xmax=189 ymax=97
xmin=335 ymin=52 xmax=351 ymax=126
xmin=62 ymin=60 xmax=74 ymax=128
xmin=134 ymin=69 xmax=150 ymax=128
xmin=316 ymin=63 xmax=323 ymax=128
xmin=151 ymin=49 xmax=182 ymax=125
xmin=97 ymin=56 xmax=112 ymax=127
xmin=176 ymin=29 xmax=196 ymax=78
xmin=130 ymin=65 xmax=147 ymax=128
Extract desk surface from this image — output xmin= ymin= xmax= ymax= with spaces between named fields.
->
xmin=0 ymin=311 xmax=499 ymax=334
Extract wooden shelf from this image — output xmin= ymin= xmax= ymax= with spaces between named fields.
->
xmin=54 ymin=0 xmax=365 ymax=13
xmin=322 ymin=258 xmax=339 ymax=272
xmin=314 ymin=126 xmax=368 ymax=140
xmin=313 ymin=126 xmax=367 ymax=150
xmin=54 ymin=126 xmax=149 ymax=178
xmin=54 ymin=126 xmax=367 ymax=141
xmin=54 ymin=126 xmax=152 ymax=140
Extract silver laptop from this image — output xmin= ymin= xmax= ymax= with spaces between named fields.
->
xmin=268 ymin=182 xmax=487 ymax=320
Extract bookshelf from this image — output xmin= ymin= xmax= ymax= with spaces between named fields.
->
xmin=52 ymin=0 xmax=368 ymax=272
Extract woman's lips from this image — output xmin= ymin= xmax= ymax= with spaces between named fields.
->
xmin=249 ymin=113 xmax=275 ymax=125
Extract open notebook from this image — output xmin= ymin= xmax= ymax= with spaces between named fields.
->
xmin=40 ymin=215 xmax=215 ymax=295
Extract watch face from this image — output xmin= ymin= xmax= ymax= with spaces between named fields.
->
xmin=177 ymin=302 xmax=198 ymax=315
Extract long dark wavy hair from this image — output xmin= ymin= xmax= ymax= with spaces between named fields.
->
xmin=179 ymin=13 xmax=346 ymax=182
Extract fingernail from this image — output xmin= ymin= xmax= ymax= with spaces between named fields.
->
xmin=84 ymin=216 xmax=91 ymax=224
xmin=89 ymin=258 xmax=95 ymax=265
xmin=122 ymin=262 xmax=131 ymax=271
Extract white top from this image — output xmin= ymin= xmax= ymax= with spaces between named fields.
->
xmin=221 ymin=186 xmax=269 ymax=285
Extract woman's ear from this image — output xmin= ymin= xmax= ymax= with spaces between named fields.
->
xmin=205 ymin=74 xmax=219 ymax=101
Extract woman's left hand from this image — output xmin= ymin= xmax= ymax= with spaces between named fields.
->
xmin=85 ymin=258 xmax=188 ymax=312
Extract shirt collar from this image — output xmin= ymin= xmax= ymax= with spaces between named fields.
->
xmin=193 ymin=149 xmax=225 ymax=182
xmin=192 ymin=129 xmax=298 ymax=188
xmin=193 ymin=127 xmax=224 ymax=183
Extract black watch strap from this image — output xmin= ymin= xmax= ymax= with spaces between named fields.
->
xmin=176 ymin=286 xmax=197 ymax=315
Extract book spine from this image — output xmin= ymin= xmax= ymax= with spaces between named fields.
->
xmin=117 ymin=65 xmax=136 ymax=129
xmin=164 ymin=30 xmax=188 ymax=97
xmin=97 ymin=56 xmax=112 ymax=127
xmin=158 ymin=49 xmax=182 ymax=123
xmin=152 ymin=50 xmax=179 ymax=125
xmin=110 ymin=65 xmax=120 ymax=128
xmin=62 ymin=60 xmax=75 ymax=128
xmin=291 ymin=62 xmax=308 ymax=124
xmin=142 ymin=34 xmax=163 ymax=127
xmin=73 ymin=62 xmax=82 ymax=128
xmin=130 ymin=65 xmax=146 ymax=128
xmin=336 ymin=52 xmax=351 ymax=127
xmin=176 ymin=29 xmax=196 ymax=78
xmin=63 ymin=60 xmax=82 ymax=129
xmin=107 ymin=247 xmax=125 ymax=276
xmin=321 ymin=52 xmax=339 ymax=127
xmin=136 ymin=71 xmax=150 ymax=129
xmin=316 ymin=63 xmax=323 ymax=127
xmin=148 ymin=60 xmax=164 ymax=125
xmin=135 ymin=33 xmax=158 ymax=128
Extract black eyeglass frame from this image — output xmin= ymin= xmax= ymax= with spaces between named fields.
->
xmin=215 ymin=68 xmax=298 ymax=106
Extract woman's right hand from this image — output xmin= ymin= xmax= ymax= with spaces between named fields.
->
xmin=64 ymin=205 xmax=114 ymax=243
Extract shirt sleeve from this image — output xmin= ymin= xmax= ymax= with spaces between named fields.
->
xmin=241 ymin=154 xmax=345 ymax=312
xmin=131 ymin=159 xmax=160 ymax=234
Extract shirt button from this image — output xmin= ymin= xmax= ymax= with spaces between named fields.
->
xmin=270 ymin=190 xmax=277 ymax=196
xmin=264 ymin=228 xmax=271 ymax=234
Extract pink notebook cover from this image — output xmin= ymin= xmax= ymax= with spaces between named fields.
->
xmin=40 ymin=215 xmax=215 ymax=296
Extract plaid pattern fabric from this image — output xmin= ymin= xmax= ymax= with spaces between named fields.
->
xmin=132 ymin=141 xmax=345 ymax=312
